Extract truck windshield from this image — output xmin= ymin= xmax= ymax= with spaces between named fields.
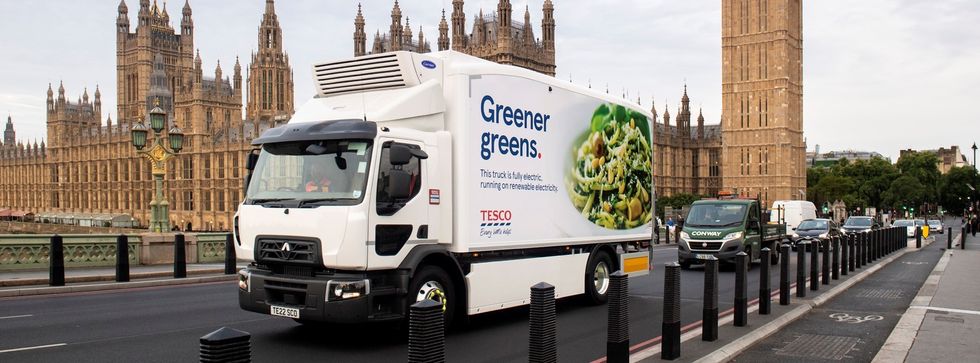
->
xmin=245 ymin=140 xmax=373 ymax=206
xmin=686 ymin=204 xmax=747 ymax=228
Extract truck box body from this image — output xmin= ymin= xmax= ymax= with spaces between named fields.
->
xmin=235 ymin=51 xmax=655 ymax=323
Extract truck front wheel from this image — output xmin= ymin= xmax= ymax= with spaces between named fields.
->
xmin=409 ymin=266 xmax=456 ymax=328
xmin=585 ymin=251 xmax=613 ymax=305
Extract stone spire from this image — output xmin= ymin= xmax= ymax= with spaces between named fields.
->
xmin=523 ymin=5 xmax=533 ymax=43
xmin=389 ymin=0 xmax=403 ymax=51
xmin=542 ymin=0 xmax=555 ymax=51
xmin=258 ymin=0 xmax=282 ymax=52
xmin=438 ymin=9 xmax=450 ymax=51
xmin=354 ymin=3 xmax=366 ymax=56
xmin=233 ymin=56 xmax=242 ymax=90
xmin=117 ymin=0 xmax=130 ymax=34
xmin=181 ymin=0 xmax=193 ymax=35
xmin=4 ymin=115 xmax=15 ymax=146
xmin=46 ymin=83 xmax=54 ymax=112
xmin=697 ymin=108 xmax=705 ymax=140
xmin=403 ymin=17 xmax=413 ymax=47
xmin=57 ymin=81 xmax=66 ymax=103
xmin=451 ymin=0 xmax=466 ymax=50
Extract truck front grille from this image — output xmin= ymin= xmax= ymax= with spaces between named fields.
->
xmin=256 ymin=238 xmax=319 ymax=265
xmin=689 ymin=241 xmax=724 ymax=252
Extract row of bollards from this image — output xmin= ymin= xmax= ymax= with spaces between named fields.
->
xmin=48 ymin=233 xmax=238 ymax=287
xmin=193 ymin=227 xmax=916 ymax=362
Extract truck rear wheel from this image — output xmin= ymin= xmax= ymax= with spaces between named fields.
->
xmin=409 ymin=266 xmax=456 ymax=328
xmin=585 ymin=251 xmax=613 ymax=305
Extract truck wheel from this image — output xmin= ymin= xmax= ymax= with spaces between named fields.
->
xmin=409 ymin=266 xmax=456 ymax=328
xmin=585 ymin=251 xmax=614 ymax=305
xmin=770 ymin=246 xmax=780 ymax=265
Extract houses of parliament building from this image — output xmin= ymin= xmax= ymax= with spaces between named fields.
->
xmin=0 ymin=0 xmax=293 ymax=231
xmin=0 ymin=0 xmax=803 ymax=230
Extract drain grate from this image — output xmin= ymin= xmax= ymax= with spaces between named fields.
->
xmin=775 ymin=334 xmax=861 ymax=360
xmin=857 ymin=288 xmax=904 ymax=299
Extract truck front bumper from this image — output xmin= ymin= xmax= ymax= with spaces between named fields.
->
xmin=238 ymin=265 xmax=409 ymax=323
xmin=677 ymin=239 xmax=745 ymax=264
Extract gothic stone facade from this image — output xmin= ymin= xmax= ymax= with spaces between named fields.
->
xmin=652 ymin=88 xmax=723 ymax=198
xmin=355 ymin=0 xmax=556 ymax=76
xmin=0 ymin=0 xmax=294 ymax=232
xmin=721 ymin=0 xmax=806 ymax=207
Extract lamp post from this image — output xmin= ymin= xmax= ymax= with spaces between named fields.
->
xmin=131 ymin=100 xmax=184 ymax=233
xmin=972 ymin=142 xmax=977 ymax=170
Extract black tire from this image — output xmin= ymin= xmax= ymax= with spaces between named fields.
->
xmin=770 ymin=245 xmax=780 ymax=265
xmin=408 ymin=265 xmax=456 ymax=328
xmin=584 ymin=250 xmax=614 ymax=305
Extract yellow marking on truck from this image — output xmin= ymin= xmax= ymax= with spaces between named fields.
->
xmin=623 ymin=255 xmax=650 ymax=274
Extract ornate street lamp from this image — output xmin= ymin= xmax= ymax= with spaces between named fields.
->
xmin=131 ymin=98 xmax=183 ymax=233
xmin=972 ymin=142 xmax=977 ymax=170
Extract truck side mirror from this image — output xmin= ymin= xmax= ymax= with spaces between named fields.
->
xmin=246 ymin=150 xmax=260 ymax=171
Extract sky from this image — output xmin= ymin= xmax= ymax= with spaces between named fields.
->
xmin=0 ymin=0 xmax=978 ymax=162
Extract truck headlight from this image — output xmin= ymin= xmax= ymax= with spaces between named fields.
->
xmin=724 ymin=232 xmax=744 ymax=240
xmin=327 ymin=279 xmax=371 ymax=301
xmin=819 ymin=233 xmax=829 ymax=239
xmin=680 ymin=231 xmax=691 ymax=240
xmin=238 ymin=269 xmax=250 ymax=292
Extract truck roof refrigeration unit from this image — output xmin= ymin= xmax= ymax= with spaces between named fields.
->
xmin=235 ymin=51 xmax=656 ymax=327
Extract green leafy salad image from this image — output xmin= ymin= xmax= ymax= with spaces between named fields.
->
xmin=567 ymin=103 xmax=653 ymax=229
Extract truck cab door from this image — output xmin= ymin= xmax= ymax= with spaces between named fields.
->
xmin=368 ymin=139 xmax=433 ymax=268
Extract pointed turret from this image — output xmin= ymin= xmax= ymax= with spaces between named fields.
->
xmin=117 ymin=0 xmax=131 ymax=35
xmin=57 ymin=81 xmax=66 ymax=103
xmin=161 ymin=2 xmax=170 ymax=24
xmin=354 ymin=3 xmax=366 ymax=56
xmin=650 ymin=98 xmax=658 ymax=124
xmin=496 ymin=0 xmax=513 ymax=51
xmin=46 ymin=83 xmax=54 ymax=112
xmin=233 ymin=56 xmax=242 ymax=91
xmin=372 ymin=30 xmax=383 ymax=54
xmin=82 ymin=87 xmax=90 ymax=104
xmin=215 ymin=60 xmax=223 ymax=85
xmin=94 ymin=85 xmax=102 ymax=116
xmin=523 ymin=5 xmax=534 ymax=43
xmin=542 ymin=0 xmax=555 ymax=51
xmin=697 ymin=108 xmax=705 ymax=140
xmin=138 ymin=0 xmax=151 ymax=27
xmin=181 ymin=0 xmax=193 ymax=36
xmin=438 ymin=9 xmax=450 ymax=51
xmin=451 ymin=0 xmax=466 ymax=50
xmin=4 ymin=115 xmax=15 ymax=146
xmin=403 ymin=17 xmax=413 ymax=47
xmin=389 ymin=0 xmax=403 ymax=51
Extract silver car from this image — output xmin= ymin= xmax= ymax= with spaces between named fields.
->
xmin=928 ymin=220 xmax=943 ymax=234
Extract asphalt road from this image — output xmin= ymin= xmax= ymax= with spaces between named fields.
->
xmin=0 ymin=245 xmax=799 ymax=362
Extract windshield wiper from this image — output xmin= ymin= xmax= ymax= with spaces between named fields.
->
xmin=250 ymin=198 xmax=294 ymax=205
xmin=297 ymin=198 xmax=343 ymax=207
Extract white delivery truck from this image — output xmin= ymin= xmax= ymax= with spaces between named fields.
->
xmin=234 ymin=51 xmax=655 ymax=326
xmin=770 ymin=200 xmax=817 ymax=231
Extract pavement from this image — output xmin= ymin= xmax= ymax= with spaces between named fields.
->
xmin=874 ymin=225 xmax=980 ymax=363
xmin=0 ymin=263 xmax=243 ymax=298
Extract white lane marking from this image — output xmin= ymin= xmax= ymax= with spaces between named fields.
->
xmin=910 ymin=306 xmax=980 ymax=316
xmin=0 ymin=343 xmax=67 ymax=354
xmin=0 ymin=314 xmax=33 ymax=320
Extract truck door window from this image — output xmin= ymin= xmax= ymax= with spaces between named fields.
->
xmin=376 ymin=142 xmax=423 ymax=216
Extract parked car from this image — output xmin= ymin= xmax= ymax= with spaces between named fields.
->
xmin=841 ymin=216 xmax=879 ymax=234
xmin=893 ymin=219 xmax=915 ymax=237
xmin=928 ymin=220 xmax=943 ymax=234
xmin=790 ymin=218 xmax=841 ymax=251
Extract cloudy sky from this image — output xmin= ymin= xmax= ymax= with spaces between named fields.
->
xmin=0 ymin=0 xmax=978 ymax=162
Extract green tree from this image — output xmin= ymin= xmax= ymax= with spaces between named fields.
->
xmin=940 ymin=166 xmax=980 ymax=215
xmin=896 ymin=151 xmax=941 ymax=205
xmin=883 ymin=175 xmax=927 ymax=212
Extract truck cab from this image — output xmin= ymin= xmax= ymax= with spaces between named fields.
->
xmin=677 ymin=199 xmax=784 ymax=269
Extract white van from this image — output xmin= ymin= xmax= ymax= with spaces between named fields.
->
xmin=770 ymin=200 xmax=818 ymax=230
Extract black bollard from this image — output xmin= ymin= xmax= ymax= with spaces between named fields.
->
xmin=780 ymin=244 xmax=790 ymax=305
xmin=174 ymin=234 xmax=187 ymax=279
xmin=963 ymin=226 xmax=967 ymax=250
xmin=530 ymin=282 xmax=557 ymax=363
xmin=49 ymin=235 xmax=65 ymax=287
xmin=116 ymin=234 xmax=130 ymax=282
xmin=734 ymin=252 xmax=748 ymax=327
xmin=872 ymin=230 xmax=878 ymax=260
xmin=832 ymin=236 xmax=840 ymax=280
xmin=841 ymin=235 xmax=849 ymax=276
xmin=759 ymin=248 xmax=772 ymax=315
xmin=674 ymin=227 xmax=680 ymax=245
xmin=915 ymin=226 xmax=922 ymax=249
xmin=822 ymin=239 xmax=830 ymax=285
xmin=948 ymin=227 xmax=953 ymax=249
xmin=224 ymin=233 xmax=236 ymax=275
xmin=702 ymin=256 xmax=719 ymax=341
xmin=662 ymin=263 xmax=681 ymax=360
xmin=857 ymin=233 xmax=864 ymax=269
xmin=409 ymin=299 xmax=446 ymax=363
xmin=796 ymin=242 xmax=807 ymax=298
xmin=607 ymin=271 xmax=629 ymax=363
xmin=810 ymin=239 xmax=819 ymax=291
xmin=848 ymin=234 xmax=856 ymax=272
xmin=200 ymin=327 xmax=251 ymax=363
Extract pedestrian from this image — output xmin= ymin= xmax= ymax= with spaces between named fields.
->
xmin=666 ymin=217 xmax=675 ymax=242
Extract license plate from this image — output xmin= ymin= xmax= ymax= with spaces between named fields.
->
xmin=695 ymin=253 xmax=714 ymax=260
xmin=270 ymin=305 xmax=300 ymax=319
